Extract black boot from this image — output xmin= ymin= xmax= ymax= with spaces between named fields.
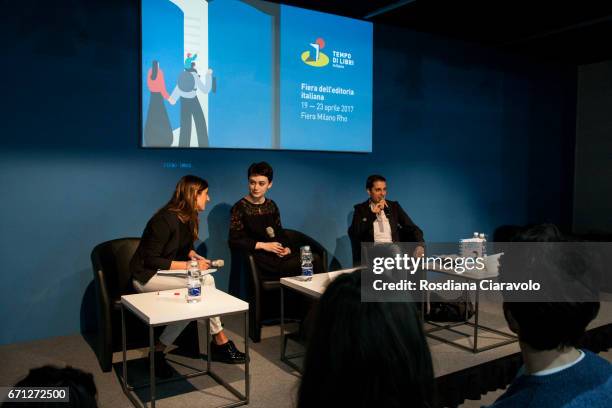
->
xmin=210 ymin=340 xmax=246 ymax=364
xmin=152 ymin=351 xmax=173 ymax=379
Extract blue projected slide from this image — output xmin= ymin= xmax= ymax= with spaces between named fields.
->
xmin=141 ymin=0 xmax=373 ymax=152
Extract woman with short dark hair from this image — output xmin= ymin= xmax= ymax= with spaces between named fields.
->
xmin=228 ymin=161 xmax=320 ymax=278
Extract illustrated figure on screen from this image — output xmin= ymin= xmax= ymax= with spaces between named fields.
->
xmin=169 ymin=60 xmax=213 ymax=148
xmin=184 ymin=52 xmax=197 ymax=69
xmin=144 ymin=60 xmax=173 ymax=147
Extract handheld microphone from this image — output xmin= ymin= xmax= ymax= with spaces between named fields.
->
xmin=211 ymin=259 xmax=225 ymax=268
xmin=266 ymin=227 xmax=275 ymax=239
xmin=383 ymin=204 xmax=391 ymax=217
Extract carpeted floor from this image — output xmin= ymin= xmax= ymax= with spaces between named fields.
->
xmin=0 ymin=311 xmax=610 ymax=408
xmin=0 ymin=317 xmax=299 ymax=408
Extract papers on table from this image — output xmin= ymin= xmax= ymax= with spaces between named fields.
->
xmin=156 ymin=268 xmax=217 ymax=277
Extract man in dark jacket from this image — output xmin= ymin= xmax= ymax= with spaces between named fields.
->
xmin=348 ymin=174 xmax=424 ymax=265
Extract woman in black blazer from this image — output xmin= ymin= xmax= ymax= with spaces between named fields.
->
xmin=130 ymin=175 xmax=245 ymax=376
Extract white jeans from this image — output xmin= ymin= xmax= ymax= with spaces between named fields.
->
xmin=133 ymin=274 xmax=223 ymax=346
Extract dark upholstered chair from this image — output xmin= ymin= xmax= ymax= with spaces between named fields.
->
xmin=349 ymin=226 xmax=423 ymax=266
xmin=91 ymin=238 xmax=142 ymax=372
xmin=91 ymin=238 xmax=198 ymax=372
xmin=244 ymin=229 xmax=328 ymax=343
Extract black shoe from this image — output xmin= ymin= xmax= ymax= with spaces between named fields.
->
xmin=152 ymin=351 xmax=173 ymax=379
xmin=210 ymin=340 xmax=246 ymax=364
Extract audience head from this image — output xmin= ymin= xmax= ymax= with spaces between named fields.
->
xmin=501 ymin=224 xmax=600 ymax=351
xmin=5 ymin=365 xmax=97 ymax=407
xmin=298 ymin=271 xmax=433 ymax=408
xmin=162 ymin=175 xmax=208 ymax=238
xmin=365 ymin=174 xmax=386 ymax=203
xmin=247 ymin=162 xmax=273 ymax=201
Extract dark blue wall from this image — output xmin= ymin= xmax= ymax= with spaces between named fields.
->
xmin=0 ymin=1 xmax=576 ymax=345
xmin=574 ymin=60 xmax=612 ymax=235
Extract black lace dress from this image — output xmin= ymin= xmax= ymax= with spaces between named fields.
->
xmin=229 ymin=197 xmax=302 ymax=279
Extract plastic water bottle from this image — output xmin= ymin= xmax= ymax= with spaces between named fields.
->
xmin=300 ymin=246 xmax=313 ymax=281
xmin=479 ymin=233 xmax=487 ymax=257
xmin=186 ymin=260 xmax=201 ymax=303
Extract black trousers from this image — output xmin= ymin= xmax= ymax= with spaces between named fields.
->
xmin=253 ymin=251 xmax=323 ymax=279
xmin=254 ymin=251 xmax=323 ymax=323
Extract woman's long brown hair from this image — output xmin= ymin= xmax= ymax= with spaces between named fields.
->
xmin=161 ymin=175 xmax=208 ymax=241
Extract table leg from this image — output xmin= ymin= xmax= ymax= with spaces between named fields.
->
xmin=121 ymin=304 xmax=128 ymax=388
xmin=245 ymin=311 xmax=250 ymax=403
xmin=421 ymin=268 xmax=426 ymax=322
xmin=206 ymin=318 xmax=211 ymax=372
xmin=464 ymin=290 xmax=469 ymax=321
xmin=280 ymin=286 xmax=285 ymax=360
xmin=150 ymin=326 xmax=155 ymax=408
xmin=473 ymin=287 xmax=480 ymax=353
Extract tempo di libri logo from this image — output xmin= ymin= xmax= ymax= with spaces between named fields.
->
xmin=301 ymin=38 xmax=329 ymax=67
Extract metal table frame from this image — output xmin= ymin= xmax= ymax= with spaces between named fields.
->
xmin=279 ymin=285 xmax=310 ymax=374
xmin=120 ymin=304 xmax=250 ymax=408
xmin=421 ymin=269 xmax=517 ymax=353
xmin=277 ymin=266 xmax=386 ymax=371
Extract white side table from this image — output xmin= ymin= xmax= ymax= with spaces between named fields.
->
xmin=279 ymin=267 xmax=362 ymax=372
xmin=121 ymin=287 xmax=249 ymax=408
xmin=421 ymin=264 xmax=517 ymax=353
